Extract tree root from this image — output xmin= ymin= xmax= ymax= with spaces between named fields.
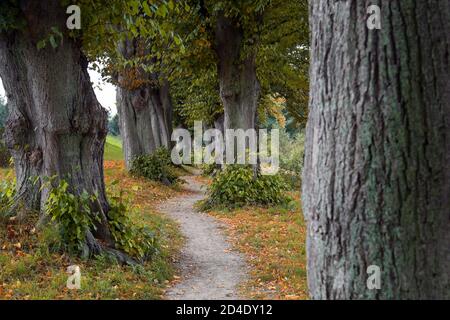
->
xmin=85 ymin=230 xmax=138 ymax=266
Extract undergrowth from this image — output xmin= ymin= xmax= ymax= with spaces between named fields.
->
xmin=0 ymin=211 xmax=177 ymax=299
xmin=200 ymin=165 xmax=293 ymax=210
xmin=0 ymin=174 xmax=15 ymax=216
xmin=45 ymin=179 xmax=158 ymax=262
xmin=130 ymin=148 xmax=180 ymax=185
xmin=0 ymin=162 xmax=182 ymax=299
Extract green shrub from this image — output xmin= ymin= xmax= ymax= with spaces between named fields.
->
xmin=108 ymin=189 xmax=157 ymax=261
xmin=279 ymin=171 xmax=301 ymax=190
xmin=202 ymin=163 xmax=220 ymax=176
xmin=201 ymin=165 xmax=291 ymax=210
xmin=130 ymin=148 xmax=179 ymax=185
xmin=45 ymin=179 xmax=157 ymax=261
xmin=45 ymin=180 xmax=99 ymax=254
xmin=0 ymin=177 xmax=15 ymax=217
xmin=279 ymin=129 xmax=305 ymax=190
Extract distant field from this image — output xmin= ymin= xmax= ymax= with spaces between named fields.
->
xmin=105 ymin=135 xmax=123 ymax=161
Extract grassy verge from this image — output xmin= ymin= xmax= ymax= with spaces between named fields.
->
xmin=104 ymin=136 xmax=123 ymax=161
xmin=208 ymin=193 xmax=308 ymax=300
xmin=0 ymin=161 xmax=182 ymax=300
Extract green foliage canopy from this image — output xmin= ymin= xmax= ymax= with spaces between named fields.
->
xmin=165 ymin=0 xmax=310 ymax=129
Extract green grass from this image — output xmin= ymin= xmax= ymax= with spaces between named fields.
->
xmin=107 ymin=135 xmax=122 ymax=148
xmin=104 ymin=135 xmax=123 ymax=161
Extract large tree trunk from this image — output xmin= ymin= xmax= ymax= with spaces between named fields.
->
xmin=116 ymin=40 xmax=172 ymax=169
xmin=303 ymin=0 xmax=450 ymax=299
xmin=215 ymin=14 xmax=261 ymax=133
xmin=0 ymin=0 xmax=130 ymax=261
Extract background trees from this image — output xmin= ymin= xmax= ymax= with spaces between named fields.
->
xmin=108 ymin=113 xmax=120 ymax=136
xmin=88 ymin=0 xmax=309 ymax=167
xmin=115 ymin=41 xmax=174 ymax=168
xmin=303 ymin=0 xmax=450 ymax=299
xmin=0 ymin=96 xmax=9 ymax=167
xmin=0 ymin=96 xmax=7 ymax=129
xmin=0 ymin=0 xmax=308 ymax=296
xmin=80 ymin=1 xmax=183 ymax=168
xmin=159 ymin=0 xmax=309 ymax=133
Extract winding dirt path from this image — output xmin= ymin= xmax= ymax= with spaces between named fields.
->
xmin=159 ymin=176 xmax=247 ymax=300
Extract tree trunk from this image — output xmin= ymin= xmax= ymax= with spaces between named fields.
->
xmin=215 ymin=14 xmax=261 ymax=132
xmin=116 ymin=40 xmax=172 ymax=169
xmin=160 ymin=79 xmax=173 ymax=146
xmin=303 ymin=0 xmax=450 ymax=299
xmin=117 ymin=85 xmax=172 ymax=168
xmin=0 ymin=0 xmax=131 ymax=261
xmin=214 ymin=113 xmax=225 ymax=134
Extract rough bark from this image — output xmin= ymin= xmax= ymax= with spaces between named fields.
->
xmin=303 ymin=0 xmax=450 ymax=299
xmin=0 ymin=0 xmax=132 ymax=262
xmin=215 ymin=13 xmax=261 ymax=132
xmin=117 ymin=85 xmax=172 ymax=168
xmin=116 ymin=40 xmax=173 ymax=169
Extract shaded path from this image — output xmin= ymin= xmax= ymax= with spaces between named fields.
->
xmin=159 ymin=176 xmax=247 ymax=300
